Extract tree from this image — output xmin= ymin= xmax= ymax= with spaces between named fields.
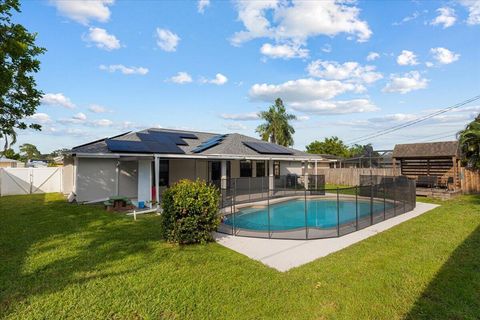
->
xmin=305 ymin=136 xmax=350 ymax=157
xmin=19 ymin=143 xmax=40 ymax=160
xmin=0 ymin=147 xmax=20 ymax=160
xmin=458 ymin=114 xmax=480 ymax=170
xmin=256 ymin=98 xmax=296 ymax=147
xmin=0 ymin=0 xmax=46 ymax=152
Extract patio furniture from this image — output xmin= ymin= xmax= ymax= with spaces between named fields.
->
xmin=416 ymin=176 xmax=438 ymax=188
xmin=104 ymin=196 xmax=134 ymax=212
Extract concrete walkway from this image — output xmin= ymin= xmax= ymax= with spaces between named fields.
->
xmin=215 ymin=202 xmax=439 ymax=272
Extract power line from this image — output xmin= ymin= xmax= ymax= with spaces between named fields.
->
xmin=346 ymin=94 xmax=480 ymax=145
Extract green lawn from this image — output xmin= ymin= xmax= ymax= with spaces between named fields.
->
xmin=1 ymin=193 xmax=479 ymax=319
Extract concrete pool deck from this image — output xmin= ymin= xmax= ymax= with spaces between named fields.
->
xmin=215 ymin=202 xmax=439 ymax=272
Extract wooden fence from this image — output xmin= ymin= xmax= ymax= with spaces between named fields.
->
xmin=460 ymin=168 xmax=480 ymax=194
xmin=314 ymin=168 xmax=400 ymax=186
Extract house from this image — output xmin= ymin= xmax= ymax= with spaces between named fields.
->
xmin=0 ymin=157 xmax=23 ymax=168
xmin=392 ymin=141 xmax=460 ymax=190
xmin=68 ymin=128 xmax=332 ymax=205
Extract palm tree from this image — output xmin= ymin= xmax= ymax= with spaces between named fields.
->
xmin=458 ymin=114 xmax=480 ymax=170
xmin=256 ymin=98 xmax=296 ymax=147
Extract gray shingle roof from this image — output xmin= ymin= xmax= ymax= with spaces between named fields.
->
xmin=71 ymin=128 xmax=313 ymax=158
xmin=393 ymin=141 xmax=459 ymax=158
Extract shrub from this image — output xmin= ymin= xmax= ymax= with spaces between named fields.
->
xmin=161 ymin=179 xmax=220 ymax=244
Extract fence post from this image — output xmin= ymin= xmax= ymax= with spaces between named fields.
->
xmin=233 ymin=179 xmax=236 ymax=236
xmin=383 ymin=179 xmax=386 ymax=221
xmin=355 ymin=186 xmax=359 ymax=230
xmin=304 ymin=187 xmax=308 ymax=239
xmin=370 ymin=182 xmax=373 ymax=226
xmin=336 ymin=188 xmax=340 ymax=236
xmin=393 ymin=177 xmax=397 ymax=216
xmin=248 ymin=177 xmax=251 ymax=202
xmin=267 ymin=181 xmax=271 ymax=239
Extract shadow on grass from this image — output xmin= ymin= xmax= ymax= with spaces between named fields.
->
xmin=0 ymin=193 xmax=166 ymax=316
xmin=406 ymin=196 xmax=480 ymax=319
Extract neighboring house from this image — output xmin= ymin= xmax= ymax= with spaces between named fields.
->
xmin=26 ymin=159 xmax=48 ymax=168
xmin=69 ymin=128 xmax=333 ymax=205
xmin=0 ymin=157 xmax=23 ymax=168
xmin=392 ymin=141 xmax=460 ymax=189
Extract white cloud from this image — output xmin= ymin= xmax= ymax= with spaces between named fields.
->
xmin=83 ymin=27 xmax=121 ymax=51
xmin=307 ymin=60 xmax=383 ymax=84
xmin=250 ymin=78 xmax=358 ymax=102
xmin=51 ymin=0 xmax=114 ymax=25
xmin=88 ymin=104 xmax=111 ymax=113
xmin=383 ymin=71 xmax=428 ymax=94
xmin=260 ymin=43 xmax=309 ymax=59
xmin=231 ymin=0 xmax=372 ymax=46
xmin=430 ymin=7 xmax=456 ymax=28
xmin=224 ymin=122 xmax=247 ymax=130
xmin=99 ymin=64 xmax=149 ymax=75
xmin=72 ymin=112 xmax=87 ymax=121
xmin=396 ymin=50 xmax=418 ymax=66
xmin=290 ymin=99 xmax=378 ymax=115
xmin=425 ymin=61 xmax=434 ymax=68
xmin=169 ymin=72 xmax=193 ymax=84
xmin=41 ymin=93 xmax=75 ymax=109
xmin=321 ymin=44 xmax=332 ymax=53
xmin=155 ymin=28 xmax=180 ymax=52
xmin=295 ymin=115 xmax=310 ymax=121
xmin=369 ymin=113 xmax=418 ymax=123
xmin=198 ymin=0 xmax=210 ymax=13
xmin=92 ymin=119 xmax=113 ymax=127
xmin=366 ymin=52 xmax=380 ymax=61
xmin=201 ymin=73 xmax=228 ymax=85
xmin=28 ymin=113 xmax=52 ymax=124
xmin=220 ymin=112 xmax=259 ymax=121
xmin=430 ymin=47 xmax=460 ymax=64
xmin=392 ymin=11 xmax=421 ymax=26
xmin=459 ymin=0 xmax=480 ymax=25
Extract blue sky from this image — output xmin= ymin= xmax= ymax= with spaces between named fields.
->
xmin=13 ymin=0 xmax=480 ymax=153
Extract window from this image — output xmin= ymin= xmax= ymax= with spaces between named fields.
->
xmin=256 ymin=161 xmax=266 ymax=177
xmin=274 ymin=161 xmax=280 ymax=177
xmin=240 ymin=160 xmax=252 ymax=177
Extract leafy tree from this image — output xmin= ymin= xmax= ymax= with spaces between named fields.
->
xmin=256 ymin=98 xmax=296 ymax=147
xmin=458 ymin=114 xmax=480 ymax=170
xmin=48 ymin=148 xmax=70 ymax=158
xmin=19 ymin=143 xmax=40 ymax=160
xmin=0 ymin=0 xmax=46 ymax=152
xmin=305 ymin=136 xmax=350 ymax=157
xmin=0 ymin=147 xmax=20 ymax=160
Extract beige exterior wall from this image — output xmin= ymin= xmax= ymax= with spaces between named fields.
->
xmin=119 ymin=161 xmax=138 ymax=198
xmin=280 ymin=160 xmax=304 ymax=176
xmin=76 ymin=158 xmax=117 ymax=202
xmin=169 ymin=159 xmax=196 ymax=184
xmin=0 ymin=162 xmax=18 ymax=168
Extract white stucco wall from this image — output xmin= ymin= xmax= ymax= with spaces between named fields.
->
xmin=119 ymin=161 xmax=138 ymax=198
xmin=76 ymin=158 xmax=117 ymax=202
xmin=62 ymin=157 xmax=74 ymax=194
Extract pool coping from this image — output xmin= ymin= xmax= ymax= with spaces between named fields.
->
xmin=215 ymin=202 xmax=439 ymax=272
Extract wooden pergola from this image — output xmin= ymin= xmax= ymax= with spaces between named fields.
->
xmin=392 ymin=141 xmax=461 ymax=191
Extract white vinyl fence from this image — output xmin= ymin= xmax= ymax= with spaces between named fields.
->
xmin=0 ymin=167 xmax=65 ymax=196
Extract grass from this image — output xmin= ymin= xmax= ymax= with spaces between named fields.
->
xmin=1 ymin=193 xmax=479 ymax=319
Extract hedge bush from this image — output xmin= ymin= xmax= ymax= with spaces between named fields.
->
xmin=161 ymin=179 xmax=220 ymax=244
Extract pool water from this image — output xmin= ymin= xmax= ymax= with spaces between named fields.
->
xmin=223 ymin=199 xmax=389 ymax=231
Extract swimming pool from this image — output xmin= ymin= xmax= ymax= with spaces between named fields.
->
xmin=223 ymin=198 xmax=391 ymax=231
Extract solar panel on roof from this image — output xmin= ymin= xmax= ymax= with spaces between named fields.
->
xmin=105 ymin=130 xmax=197 ymax=154
xmin=192 ymin=134 xmax=226 ymax=153
xmin=243 ymin=141 xmax=294 ymax=155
